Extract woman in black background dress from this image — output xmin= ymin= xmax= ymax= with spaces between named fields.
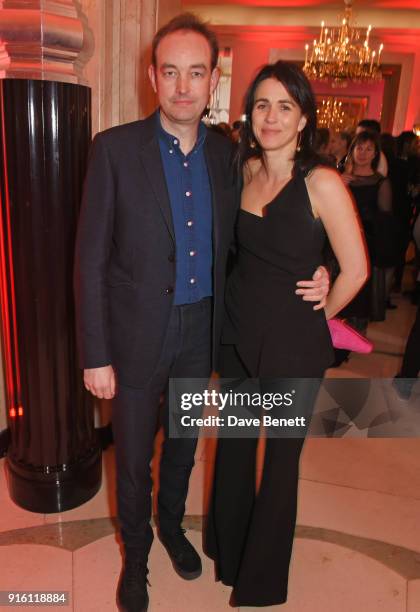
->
xmin=205 ymin=61 xmax=368 ymax=607
xmin=341 ymin=130 xmax=394 ymax=327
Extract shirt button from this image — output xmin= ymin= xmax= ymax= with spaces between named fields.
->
xmin=189 ymin=250 xmax=196 ymax=257
xmin=185 ymin=191 xmax=192 ymax=197
xmin=169 ymin=149 xmax=173 ymax=154
xmin=165 ymin=286 xmax=174 ymax=294
xmin=183 ymin=162 xmax=188 ymax=168
xmin=187 ymin=220 xmax=193 ymax=227
xmin=190 ymin=278 xmax=196 ymax=284
xmin=173 ymin=139 xmax=178 ymax=145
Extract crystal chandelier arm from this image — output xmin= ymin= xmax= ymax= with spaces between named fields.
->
xmin=303 ymin=0 xmax=383 ymax=86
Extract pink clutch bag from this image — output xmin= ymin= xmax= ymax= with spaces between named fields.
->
xmin=327 ymin=318 xmax=373 ymax=354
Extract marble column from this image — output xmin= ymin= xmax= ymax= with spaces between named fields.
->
xmin=0 ymin=0 xmax=101 ymax=512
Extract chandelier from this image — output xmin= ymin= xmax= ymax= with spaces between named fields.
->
xmin=316 ymin=98 xmax=346 ymax=131
xmin=303 ymin=0 xmax=383 ymax=86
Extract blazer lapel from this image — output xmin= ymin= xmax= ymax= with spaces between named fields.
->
xmin=205 ymin=140 xmax=223 ymax=257
xmin=137 ymin=114 xmax=175 ymax=243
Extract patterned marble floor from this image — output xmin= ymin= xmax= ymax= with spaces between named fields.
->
xmin=0 ymin=287 xmax=419 ymax=611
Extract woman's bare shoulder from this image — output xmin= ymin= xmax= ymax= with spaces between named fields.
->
xmin=306 ymin=165 xmax=345 ymax=196
xmin=243 ymin=156 xmax=261 ymax=185
xmin=306 ymin=165 xmax=341 ymax=186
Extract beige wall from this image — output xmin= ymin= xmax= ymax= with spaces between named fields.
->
xmin=79 ymin=0 xmax=156 ymax=136
xmin=79 ymin=0 xmax=183 ymax=137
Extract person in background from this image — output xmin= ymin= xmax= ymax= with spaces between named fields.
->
xmin=356 ymin=119 xmax=388 ymax=176
xmin=208 ymin=122 xmax=231 ymax=138
xmin=314 ymin=126 xmax=330 ymax=155
xmin=341 ymin=130 xmax=393 ymax=330
xmin=396 ymin=131 xmax=420 ymax=302
xmin=330 ymin=130 xmax=352 ymax=173
xmin=393 ymin=211 xmax=420 ymax=400
xmin=217 ymin=122 xmax=233 ymax=138
xmin=380 ymin=133 xmax=410 ymax=305
xmin=231 ymin=119 xmax=243 ymax=143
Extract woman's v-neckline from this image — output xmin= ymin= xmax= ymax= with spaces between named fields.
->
xmin=240 ymin=175 xmax=295 ymax=219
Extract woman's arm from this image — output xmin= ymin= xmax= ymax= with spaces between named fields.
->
xmin=377 ymin=151 xmax=388 ymax=177
xmin=306 ymin=167 xmax=369 ymax=319
xmin=377 ymin=176 xmax=393 ymax=213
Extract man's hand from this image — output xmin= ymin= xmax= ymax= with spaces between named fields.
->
xmin=295 ymin=265 xmax=330 ymax=311
xmin=84 ymin=365 xmax=116 ymax=399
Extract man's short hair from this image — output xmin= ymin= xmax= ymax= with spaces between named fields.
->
xmin=357 ymin=119 xmax=381 ymax=134
xmin=339 ymin=131 xmax=352 ymax=149
xmin=152 ymin=13 xmax=219 ymax=71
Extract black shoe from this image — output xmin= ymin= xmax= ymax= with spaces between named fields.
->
xmin=117 ymin=556 xmax=149 ymax=612
xmin=160 ymin=528 xmax=202 ymax=580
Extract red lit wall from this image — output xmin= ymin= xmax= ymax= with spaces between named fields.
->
xmin=405 ymin=52 xmax=420 ymax=130
xmin=310 ymin=80 xmax=385 ymax=121
xmin=227 ymin=38 xmax=271 ymax=122
xmin=216 ymin=26 xmax=420 ymax=132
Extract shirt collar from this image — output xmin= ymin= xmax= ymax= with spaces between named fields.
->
xmin=156 ymin=111 xmax=207 ymax=156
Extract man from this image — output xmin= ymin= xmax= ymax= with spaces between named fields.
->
xmin=329 ymin=131 xmax=352 ymax=172
xmin=74 ymin=13 xmax=329 ymax=612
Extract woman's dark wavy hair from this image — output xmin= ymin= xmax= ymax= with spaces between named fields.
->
xmin=236 ymin=61 xmax=322 ymax=177
xmin=347 ymin=130 xmax=381 ymax=172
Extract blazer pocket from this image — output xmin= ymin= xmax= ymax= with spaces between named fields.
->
xmin=105 ymin=277 xmax=136 ymax=288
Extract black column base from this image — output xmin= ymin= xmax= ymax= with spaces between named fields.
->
xmin=6 ymin=447 xmax=102 ymax=514
xmin=0 ymin=428 xmax=10 ymax=458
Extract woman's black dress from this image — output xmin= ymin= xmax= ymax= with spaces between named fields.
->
xmin=205 ymin=168 xmax=334 ymax=607
xmin=340 ymin=173 xmax=392 ymax=322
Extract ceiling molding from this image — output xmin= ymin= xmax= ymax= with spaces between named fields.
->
xmin=213 ymin=24 xmax=420 ymax=50
xmin=184 ymin=4 xmax=420 ymax=29
xmin=184 ymin=1 xmax=420 ymax=8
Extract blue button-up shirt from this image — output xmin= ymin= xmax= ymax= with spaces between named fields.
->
xmin=157 ymin=114 xmax=213 ymax=305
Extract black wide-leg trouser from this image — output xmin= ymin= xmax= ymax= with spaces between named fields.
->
xmin=206 ymin=344 xmax=324 ymax=607
xmin=112 ymin=298 xmax=212 ymax=562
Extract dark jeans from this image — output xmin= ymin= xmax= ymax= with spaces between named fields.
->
xmin=400 ymin=302 xmax=420 ymax=377
xmin=112 ymin=298 xmax=211 ymax=561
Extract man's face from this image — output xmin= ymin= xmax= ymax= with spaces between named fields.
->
xmin=148 ymin=30 xmax=219 ymax=128
xmin=330 ymin=133 xmax=346 ymax=158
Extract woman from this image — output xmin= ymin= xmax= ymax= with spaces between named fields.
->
xmin=393 ymin=212 xmax=420 ymax=399
xmin=341 ymin=131 xmax=393 ymax=327
xmin=205 ymin=61 xmax=368 ymax=607
xmin=396 ymin=131 xmax=420 ymax=301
